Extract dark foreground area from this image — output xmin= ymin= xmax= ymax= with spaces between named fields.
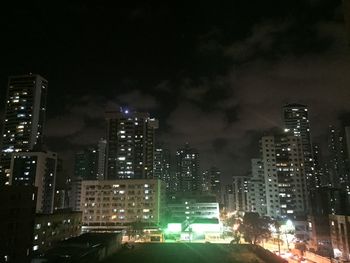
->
xmin=102 ymin=243 xmax=287 ymax=263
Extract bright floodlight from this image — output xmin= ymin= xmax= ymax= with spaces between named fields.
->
xmin=166 ymin=223 xmax=182 ymax=233
xmin=286 ymin=219 xmax=293 ymax=228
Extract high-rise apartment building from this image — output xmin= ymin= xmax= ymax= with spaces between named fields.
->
xmin=345 ymin=126 xmax=350 ymax=162
xmin=327 ymin=125 xmax=349 ymax=190
xmin=202 ymin=167 xmax=222 ymax=202
xmin=105 ymin=110 xmax=158 ymax=179
xmin=97 ymin=138 xmax=107 ymax=180
xmin=282 ymin=104 xmax=316 ymax=189
xmin=0 ymin=74 xmax=48 ymax=184
xmin=9 ymin=151 xmax=57 ymax=214
xmin=223 ymin=184 xmax=234 ymax=212
xmin=231 ymin=176 xmax=249 ymax=213
xmin=175 ymin=144 xmax=200 ymax=193
xmin=261 ymin=133 xmax=308 ymax=218
xmin=248 ymin=159 xmax=266 ymax=216
xmin=201 ymin=170 xmax=210 ymax=193
xmin=69 ymin=177 xmax=83 ymax=212
xmin=74 ymin=147 xmax=98 ymax=180
xmin=153 ymin=147 xmax=171 ymax=192
xmin=312 ymin=144 xmax=329 ymax=187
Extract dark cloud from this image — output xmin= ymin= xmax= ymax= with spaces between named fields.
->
xmin=212 ymin=138 xmax=229 ymax=153
xmin=46 ymin=17 xmax=350 ymax=183
xmin=117 ymin=90 xmax=158 ymax=110
xmin=157 ymin=17 xmax=350 ymax=182
xmin=1 ymin=1 xmax=348 ymax=184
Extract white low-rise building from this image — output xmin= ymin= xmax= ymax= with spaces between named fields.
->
xmin=80 ymin=179 xmax=165 ymax=231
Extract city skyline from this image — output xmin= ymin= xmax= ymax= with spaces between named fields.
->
xmin=1 ymin=1 xmax=350 ymax=183
xmin=2 ymin=2 xmax=350 ymax=262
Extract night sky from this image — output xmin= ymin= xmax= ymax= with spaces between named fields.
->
xmin=1 ymin=1 xmax=349 ymax=182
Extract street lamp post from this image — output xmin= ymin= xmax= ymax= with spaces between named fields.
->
xmin=277 ymin=229 xmax=281 ymax=256
xmin=285 ymin=231 xmax=289 ymax=251
xmin=274 ymin=221 xmax=281 ymax=256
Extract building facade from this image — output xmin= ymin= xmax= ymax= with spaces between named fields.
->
xmin=248 ymin=159 xmax=267 ymax=216
xmin=153 ymin=147 xmax=171 ymax=192
xmin=33 ymin=211 xmax=82 ymax=253
xmin=327 ymin=125 xmax=349 ymax=190
xmin=80 ymin=179 xmax=165 ymax=231
xmin=0 ymin=74 xmax=48 ymax=185
xmin=0 ymin=185 xmax=37 ymax=263
xmin=105 ymin=110 xmax=158 ymax=180
xmin=307 ymin=215 xmax=332 ymax=256
xmin=261 ymin=134 xmax=308 ymax=218
xmin=97 ymin=138 xmax=107 ymax=180
xmin=74 ymin=147 xmax=98 ymax=180
xmin=9 ymin=151 xmax=57 ymax=213
xmin=69 ymin=177 xmax=83 ymax=211
xmin=167 ymin=199 xmax=219 ymax=222
xmin=208 ymin=167 xmax=222 ymax=203
xmin=231 ymin=176 xmax=249 ymax=213
xmin=312 ymin=144 xmax=328 ymax=187
xmin=283 ymin=104 xmax=316 ymax=190
xmin=330 ymin=214 xmax=350 ymax=261
xmin=223 ymin=184 xmax=235 ymax=212
xmin=176 ymin=144 xmax=200 ymax=193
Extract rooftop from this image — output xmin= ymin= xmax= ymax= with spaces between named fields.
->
xmin=102 ymin=243 xmax=287 ymax=263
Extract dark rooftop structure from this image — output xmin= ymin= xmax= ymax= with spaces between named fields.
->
xmin=32 ymin=233 xmax=122 ymax=263
xmin=0 ymin=185 xmax=37 ymax=263
xmin=102 ymin=243 xmax=287 ymax=263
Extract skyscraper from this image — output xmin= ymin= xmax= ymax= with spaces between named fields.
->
xmin=282 ymin=103 xmax=316 ymax=190
xmin=74 ymin=147 xmax=98 ymax=180
xmin=209 ymin=167 xmax=221 ymax=200
xmin=231 ymin=176 xmax=249 ymax=213
xmin=97 ymin=138 xmax=107 ymax=180
xmin=312 ymin=144 xmax=327 ymax=186
xmin=9 ymin=151 xmax=57 ymax=214
xmin=201 ymin=168 xmax=222 ymax=201
xmin=153 ymin=146 xmax=171 ymax=192
xmin=0 ymin=74 xmax=48 ymax=184
xmin=248 ymin=159 xmax=266 ymax=216
xmin=201 ymin=170 xmax=211 ymax=193
xmin=175 ymin=143 xmax=200 ymax=193
xmin=105 ymin=110 xmax=158 ymax=179
xmin=345 ymin=126 xmax=350 ymax=163
xmin=327 ymin=125 xmax=349 ymax=189
xmin=261 ymin=133 xmax=308 ymax=218
xmin=223 ymin=184 xmax=234 ymax=212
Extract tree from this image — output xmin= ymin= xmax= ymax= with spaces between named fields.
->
xmin=129 ymin=220 xmax=144 ymax=239
xmin=238 ymin=212 xmax=271 ymax=245
xmin=230 ymin=231 xmax=241 ymax=244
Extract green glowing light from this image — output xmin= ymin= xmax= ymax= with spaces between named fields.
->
xmin=190 ymin=223 xmax=221 ymax=233
xmin=166 ymin=223 xmax=181 ymax=233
